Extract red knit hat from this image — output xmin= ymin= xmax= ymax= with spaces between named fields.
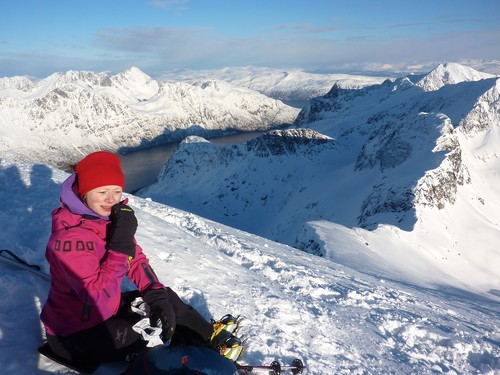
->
xmin=75 ymin=151 xmax=125 ymax=197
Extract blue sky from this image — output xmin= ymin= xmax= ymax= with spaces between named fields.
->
xmin=1 ymin=0 xmax=499 ymax=78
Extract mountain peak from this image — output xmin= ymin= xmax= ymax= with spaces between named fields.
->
xmin=416 ymin=62 xmax=495 ymax=91
xmin=114 ymin=66 xmax=152 ymax=81
xmin=109 ymin=67 xmax=159 ymax=102
xmin=0 ymin=75 xmax=33 ymax=91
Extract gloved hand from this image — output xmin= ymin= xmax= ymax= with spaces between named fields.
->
xmin=106 ymin=202 xmax=138 ymax=257
xmin=142 ymin=288 xmax=176 ymax=342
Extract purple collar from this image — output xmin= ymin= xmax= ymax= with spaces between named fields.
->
xmin=60 ymin=174 xmax=109 ymax=220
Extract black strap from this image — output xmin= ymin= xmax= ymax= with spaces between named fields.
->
xmin=38 ymin=343 xmax=100 ymax=373
xmin=0 ymin=249 xmax=42 ymax=271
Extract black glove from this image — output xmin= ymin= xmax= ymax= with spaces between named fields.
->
xmin=142 ymin=288 xmax=176 ymax=342
xmin=106 ymin=202 xmax=138 ymax=257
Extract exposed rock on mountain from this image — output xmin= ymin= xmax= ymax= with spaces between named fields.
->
xmin=245 ymin=128 xmax=333 ymax=157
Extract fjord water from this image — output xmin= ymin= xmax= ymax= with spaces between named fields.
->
xmin=120 ymin=131 xmax=264 ymax=193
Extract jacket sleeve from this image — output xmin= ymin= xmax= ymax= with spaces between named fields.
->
xmin=127 ymin=243 xmax=165 ymax=292
xmin=46 ymin=228 xmax=129 ymax=312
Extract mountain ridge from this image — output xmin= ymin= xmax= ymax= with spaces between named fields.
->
xmin=159 ymin=65 xmax=390 ymax=101
xmin=137 ymin=63 xmax=500 ymax=296
xmin=0 ymin=68 xmax=299 ymax=166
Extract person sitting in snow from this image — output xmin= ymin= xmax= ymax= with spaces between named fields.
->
xmin=39 ymin=151 xmax=242 ymax=371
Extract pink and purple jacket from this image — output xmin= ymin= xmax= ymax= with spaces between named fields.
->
xmin=40 ymin=174 xmax=165 ymax=336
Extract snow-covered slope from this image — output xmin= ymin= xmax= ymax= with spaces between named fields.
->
xmin=138 ymin=63 xmax=500 ymax=298
xmin=0 ymin=67 xmax=299 ymax=166
xmin=160 ymin=66 xmax=389 ymax=101
xmin=0 ymin=160 xmax=498 ymax=374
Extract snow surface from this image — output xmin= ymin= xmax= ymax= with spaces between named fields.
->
xmin=0 ymin=160 xmax=499 ymax=374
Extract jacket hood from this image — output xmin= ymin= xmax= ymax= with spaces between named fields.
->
xmin=60 ymin=174 xmax=109 ymax=220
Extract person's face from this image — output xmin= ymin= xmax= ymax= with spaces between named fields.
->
xmin=84 ymin=185 xmax=123 ymax=216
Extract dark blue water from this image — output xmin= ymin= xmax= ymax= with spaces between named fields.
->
xmin=120 ymin=131 xmax=264 ymax=193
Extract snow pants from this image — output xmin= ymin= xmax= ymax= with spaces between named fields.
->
xmin=46 ymin=289 xmax=214 ymax=366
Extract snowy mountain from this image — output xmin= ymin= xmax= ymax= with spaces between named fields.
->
xmin=0 ymin=67 xmax=299 ymax=166
xmin=138 ymin=63 xmax=500 ymax=299
xmin=413 ymin=62 xmax=496 ymax=91
xmin=0 ymin=160 xmax=498 ymax=374
xmin=160 ymin=66 xmax=389 ymax=101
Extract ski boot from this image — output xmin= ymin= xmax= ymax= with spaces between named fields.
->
xmin=215 ymin=332 xmax=245 ymax=361
xmin=210 ymin=314 xmax=245 ymax=361
xmin=211 ymin=314 xmax=242 ymax=337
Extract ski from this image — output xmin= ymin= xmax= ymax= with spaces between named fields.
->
xmin=236 ymin=358 xmax=304 ymax=374
xmin=0 ymin=249 xmax=50 ymax=281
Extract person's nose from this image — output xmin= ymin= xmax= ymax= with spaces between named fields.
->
xmin=104 ymin=192 xmax=115 ymax=202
